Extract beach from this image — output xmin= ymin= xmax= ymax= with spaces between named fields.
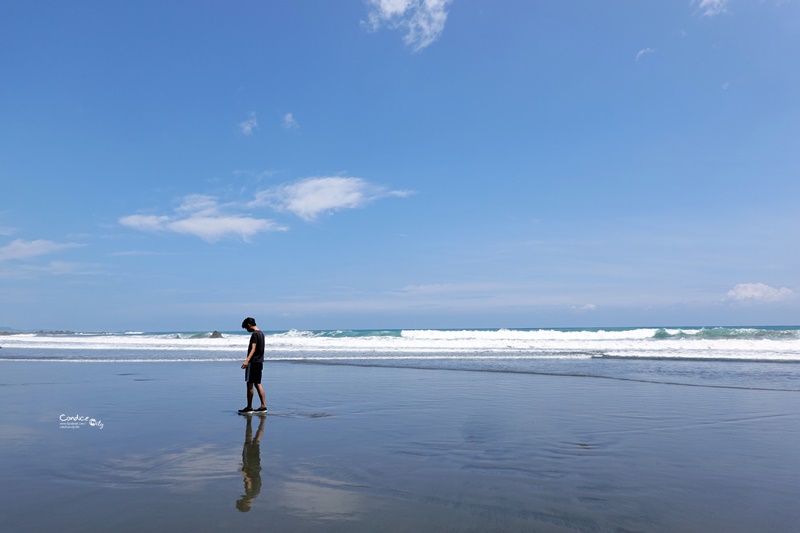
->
xmin=2 ymin=360 xmax=799 ymax=532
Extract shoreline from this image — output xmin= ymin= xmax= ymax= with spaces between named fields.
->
xmin=2 ymin=361 xmax=799 ymax=531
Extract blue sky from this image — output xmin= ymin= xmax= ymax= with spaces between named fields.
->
xmin=2 ymin=0 xmax=799 ymax=331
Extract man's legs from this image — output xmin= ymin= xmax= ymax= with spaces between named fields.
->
xmin=255 ymin=384 xmax=266 ymax=410
xmin=246 ymin=382 xmax=255 ymax=409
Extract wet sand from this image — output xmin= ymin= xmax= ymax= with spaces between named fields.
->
xmin=1 ymin=361 xmax=799 ymax=532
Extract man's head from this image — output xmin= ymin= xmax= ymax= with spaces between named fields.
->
xmin=241 ymin=317 xmax=257 ymax=331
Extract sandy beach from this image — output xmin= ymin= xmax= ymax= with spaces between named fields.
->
xmin=1 ymin=361 xmax=799 ymax=532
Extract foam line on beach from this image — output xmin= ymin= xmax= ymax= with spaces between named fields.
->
xmin=284 ymin=359 xmax=800 ymax=393
xmin=3 ymin=355 xmax=800 ymax=391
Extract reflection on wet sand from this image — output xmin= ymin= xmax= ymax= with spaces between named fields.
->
xmin=236 ymin=415 xmax=265 ymax=512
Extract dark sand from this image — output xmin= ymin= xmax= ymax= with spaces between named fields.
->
xmin=1 ymin=362 xmax=799 ymax=532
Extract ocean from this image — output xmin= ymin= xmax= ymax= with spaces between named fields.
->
xmin=3 ymin=326 xmax=799 ymax=390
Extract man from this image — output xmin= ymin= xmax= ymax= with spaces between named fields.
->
xmin=239 ymin=317 xmax=267 ymax=413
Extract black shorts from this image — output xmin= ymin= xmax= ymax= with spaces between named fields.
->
xmin=245 ymin=362 xmax=263 ymax=384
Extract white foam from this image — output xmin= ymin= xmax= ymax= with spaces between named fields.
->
xmin=2 ymin=329 xmax=799 ymax=362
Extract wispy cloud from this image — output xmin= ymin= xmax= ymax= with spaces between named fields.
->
xmin=109 ymin=250 xmax=169 ymax=257
xmin=239 ymin=112 xmax=258 ymax=135
xmin=0 ymin=239 xmax=82 ymax=261
xmin=694 ymin=0 xmax=729 ymax=17
xmin=283 ymin=112 xmax=299 ymax=130
xmin=119 ymin=215 xmax=171 ymax=233
xmin=122 ymin=176 xmax=411 ymax=241
xmin=175 ymin=194 xmax=219 ymax=217
xmin=120 ymin=194 xmax=286 ymax=242
xmin=251 ymin=176 xmax=412 ymax=222
xmin=363 ymin=0 xmax=453 ymax=52
xmin=20 ymin=261 xmax=98 ymax=276
xmin=635 ymin=47 xmax=655 ymax=61
xmin=726 ymin=282 xmax=795 ymax=302
xmin=399 ymin=282 xmax=507 ymax=296
xmin=168 ymin=216 xmax=282 ymax=242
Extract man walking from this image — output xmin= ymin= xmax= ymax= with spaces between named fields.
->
xmin=239 ymin=317 xmax=267 ymax=413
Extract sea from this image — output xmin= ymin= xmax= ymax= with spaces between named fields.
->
xmin=2 ymin=326 xmax=799 ymax=391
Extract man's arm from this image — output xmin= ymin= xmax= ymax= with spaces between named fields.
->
xmin=241 ymin=342 xmax=256 ymax=368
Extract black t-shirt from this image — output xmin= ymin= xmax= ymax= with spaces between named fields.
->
xmin=249 ymin=330 xmax=265 ymax=363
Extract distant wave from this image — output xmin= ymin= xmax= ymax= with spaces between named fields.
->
xmin=271 ymin=329 xmax=403 ymax=339
xmin=652 ymin=327 xmax=800 ymax=341
xmin=1 ymin=327 xmax=799 ymax=363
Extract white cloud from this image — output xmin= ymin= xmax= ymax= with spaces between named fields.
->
xmin=635 ymin=47 xmax=655 ymax=61
xmin=364 ymin=0 xmax=453 ymax=52
xmin=726 ymin=282 xmax=795 ymax=302
xmin=119 ymin=215 xmax=171 ymax=232
xmin=109 ymin=250 xmax=167 ymax=257
xmin=283 ymin=112 xmax=299 ymax=130
xmin=168 ymin=216 xmax=281 ymax=242
xmin=399 ymin=282 xmax=508 ymax=296
xmin=120 ymin=196 xmax=286 ymax=243
xmin=239 ymin=112 xmax=258 ymax=135
xmin=694 ymin=0 xmax=729 ymax=17
xmin=368 ymin=0 xmax=411 ymax=20
xmin=252 ymin=176 xmax=412 ymax=221
xmin=572 ymin=304 xmax=597 ymax=312
xmin=175 ymin=194 xmax=220 ymax=216
xmin=21 ymin=261 xmax=96 ymax=276
xmin=122 ymin=176 xmax=410 ymax=241
xmin=0 ymin=239 xmax=82 ymax=261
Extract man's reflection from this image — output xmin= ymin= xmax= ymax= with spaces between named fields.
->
xmin=236 ymin=414 xmax=265 ymax=512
